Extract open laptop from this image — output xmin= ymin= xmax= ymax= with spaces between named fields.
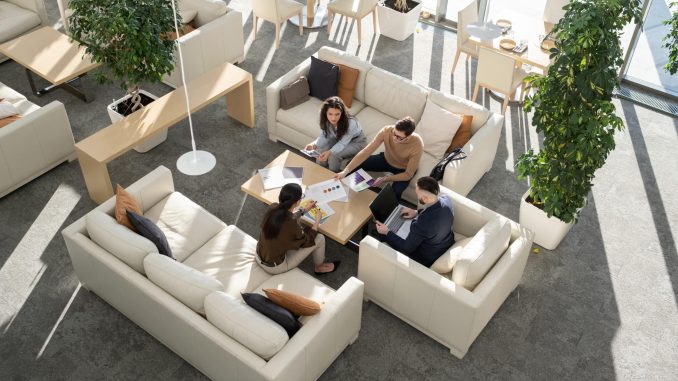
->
xmin=368 ymin=184 xmax=412 ymax=239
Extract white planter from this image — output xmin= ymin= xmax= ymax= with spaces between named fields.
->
xmin=107 ymin=89 xmax=167 ymax=153
xmin=377 ymin=1 xmax=423 ymax=41
xmin=519 ymin=189 xmax=574 ymax=250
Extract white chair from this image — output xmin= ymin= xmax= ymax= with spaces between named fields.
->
xmin=472 ymin=47 xmax=529 ymax=115
xmin=451 ymin=0 xmax=479 ymax=73
xmin=327 ymin=0 xmax=378 ymax=44
xmin=251 ymin=0 xmax=304 ymax=48
xmin=543 ymin=0 xmax=569 ymax=24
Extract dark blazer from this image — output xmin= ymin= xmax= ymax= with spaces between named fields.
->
xmin=382 ymin=195 xmax=455 ymax=267
xmin=257 ymin=204 xmax=317 ymax=264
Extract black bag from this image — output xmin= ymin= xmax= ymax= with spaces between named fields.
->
xmin=429 ymin=148 xmax=467 ymax=181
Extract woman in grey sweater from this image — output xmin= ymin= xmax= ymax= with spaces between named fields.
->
xmin=305 ymin=96 xmax=367 ymax=172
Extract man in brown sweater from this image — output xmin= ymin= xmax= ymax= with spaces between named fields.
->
xmin=335 ymin=116 xmax=423 ymax=200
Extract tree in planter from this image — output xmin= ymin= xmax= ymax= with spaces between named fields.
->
xmin=663 ymin=1 xmax=678 ymax=75
xmin=68 ymin=0 xmax=176 ymax=114
xmin=515 ymin=0 xmax=642 ymax=223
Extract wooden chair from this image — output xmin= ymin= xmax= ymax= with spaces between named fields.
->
xmin=251 ymin=0 xmax=304 ymax=48
xmin=472 ymin=47 xmax=529 ymax=115
xmin=327 ymin=0 xmax=378 ymax=44
xmin=451 ymin=0 xmax=479 ymax=73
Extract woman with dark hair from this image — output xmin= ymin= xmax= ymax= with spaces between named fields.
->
xmin=256 ymin=183 xmax=339 ymax=275
xmin=304 ymin=96 xmax=367 ymax=172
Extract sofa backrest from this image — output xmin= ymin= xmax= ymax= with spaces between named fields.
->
xmin=318 ymin=46 xmax=373 ymax=103
xmin=6 ymin=0 xmax=49 ymax=25
xmin=428 ymin=89 xmax=491 ymax=133
xmin=179 ymin=0 xmax=230 ymax=27
xmin=364 ymin=67 xmax=429 ymax=122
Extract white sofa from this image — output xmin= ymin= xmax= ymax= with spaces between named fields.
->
xmin=162 ymin=0 xmax=246 ymax=88
xmin=0 ymin=0 xmax=48 ymax=63
xmin=61 ymin=166 xmax=364 ymax=381
xmin=266 ymin=47 xmax=505 ymax=202
xmin=358 ymin=185 xmax=534 ymax=358
xmin=0 ymin=81 xmax=75 ymax=198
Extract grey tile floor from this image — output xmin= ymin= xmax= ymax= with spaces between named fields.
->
xmin=0 ymin=1 xmax=676 ymax=380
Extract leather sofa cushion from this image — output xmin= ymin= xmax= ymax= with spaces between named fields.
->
xmin=431 ymin=236 xmax=474 ymax=274
xmin=277 ymin=97 xmax=366 ymax=140
xmin=428 ymin=89 xmax=491 ymax=133
xmin=399 ymin=152 xmax=438 ymax=202
xmin=114 ymin=184 xmax=143 ymax=230
xmin=335 ymin=64 xmax=360 ymax=108
xmin=144 ymin=253 xmax=224 ymax=314
xmin=178 ymin=0 xmax=229 ymax=26
xmin=448 ymin=115 xmax=473 ymax=152
xmin=0 ymin=2 xmax=41 ymax=43
xmin=416 ymin=99 xmax=463 ymax=158
xmin=144 ymin=192 xmax=226 ymax=262
xmin=204 ymin=291 xmax=288 ymax=360
xmin=354 ymin=107 xmax=397 ymax=144
xmin=452 ymin=217 xmax=511 ymax=290
xmin=319 ymin=47 xmax=373 ymax=102
xmin=264 ymin=288 xmax=321 ymax=316
xmin=364 ymin=68 xmax=428 ymax=122
xmin=0 ymin=82 xmax=27 ymax=103
xmin=86 ymin=210 xmax=157 ymax=274
xmin=182 ymin=225 xmax=270 ymax=297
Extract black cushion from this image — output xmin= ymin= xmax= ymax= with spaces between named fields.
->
xmin=241 ymin=293 xmax=301 ymax=337
xmin=126 ymin=210 xmax=174 ymax=259
xmin=307 ymin=56 xmax=339 ymax=101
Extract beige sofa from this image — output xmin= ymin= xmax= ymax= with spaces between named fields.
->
xmin=0 ymin=0 xmax=48 ymax=63
xmin=358 ymin=185 xmax=534 ymax=358
xmin=0 ymin=81 xmax=76 ymax=198
xmin=266 ymin=47 xmax=505 ymax=202
xmin=61 ymin=166 xmax=364 ymax=381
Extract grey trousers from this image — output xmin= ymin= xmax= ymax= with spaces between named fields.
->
xmin=317 ymin=137 xmax=368 ymax=172
xmin=256 ymin=234 xmax=326 ymax=275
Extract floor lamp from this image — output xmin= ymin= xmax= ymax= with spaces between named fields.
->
xmin=171 ymin=0 xmax=216 ymax=176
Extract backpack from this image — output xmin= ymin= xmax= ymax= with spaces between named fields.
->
xmin=429 ymin=148 xmax=467 ymax=181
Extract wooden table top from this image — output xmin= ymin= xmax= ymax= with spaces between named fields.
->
xmin=0 ymin=27 xmax=99 ymax=85
xmin=241 ymin=150 xmax=377 ymax=245
xmin=75 ymin=62 xmax=252 ymax=163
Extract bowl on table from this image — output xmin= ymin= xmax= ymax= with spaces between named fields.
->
xmin=499 ymin=38 xmax=517 ymax=51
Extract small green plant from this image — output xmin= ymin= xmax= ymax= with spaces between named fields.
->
xmin=516 ymin=0 xmax=642 ymax=223
xmin=662 ymin=1 xmax=678 ymax=74
xmin=68 ymin=0 xmax=176 ymax=112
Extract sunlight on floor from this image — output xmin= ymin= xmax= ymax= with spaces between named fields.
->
xmin=0 ymin=184 xmax=80 ymax=333
xmin=37 ymin=283 xmax=81 ymax=359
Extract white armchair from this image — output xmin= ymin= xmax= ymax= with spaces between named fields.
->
xmin=357 ymin=185 xmax=534 ymax=358
xmin=251 ymin=0 xmax=304 ymax=48
xmin=327 ymin=0 xmax=378 ymax=43
xmin=0 ymin=0 xmax=49 ymax=63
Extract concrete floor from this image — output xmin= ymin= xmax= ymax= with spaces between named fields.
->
xmin=0 ymin=1 xmax=676 ymax=380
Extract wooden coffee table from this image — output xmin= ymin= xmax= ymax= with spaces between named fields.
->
xmin=0 ymin=27 xmax=100 ymax=102
xmin=241 ymin=150 xmax=377 ymax=245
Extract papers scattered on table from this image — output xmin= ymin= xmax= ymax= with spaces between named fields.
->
xmin=258 ymin=166 xmax=304 ymax=190
xmin=342 ymin=169 xmax=375 ymax=192
xmin=300 ymin=148 xmax=320 ymax=158
xmin=305 ymin=179 xmax=348 ymax=204
xmin=300 ymin=200 xmax=334 ymax=224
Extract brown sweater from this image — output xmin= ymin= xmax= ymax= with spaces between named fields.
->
xmin=344 ymin=126 xmax=424 ymax=182
xmin=256 ymin=204 xmax=317 ymax=264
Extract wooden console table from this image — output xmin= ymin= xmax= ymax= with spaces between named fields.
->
xmin=75 ymin=62 xmax=254 ymax=203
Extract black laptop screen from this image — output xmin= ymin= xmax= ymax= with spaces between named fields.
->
xmin=368 ymin=184 xmax=399 ymax=223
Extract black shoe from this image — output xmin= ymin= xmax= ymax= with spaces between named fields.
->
xmin=314 ymin=260 xmax=341 ymax=276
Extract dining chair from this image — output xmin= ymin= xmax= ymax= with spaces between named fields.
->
xmin=327 ymin=0 xmax=378 ymax=44
xmin=251 ymin=0 xmax=304 ymax=48
xmin=472 ymin=47 xmax=529 ymax=115
xmin=543 ymin=0 xmax=568 ymax=24
xmin=451 ymin=0 xmax=479 ymax=73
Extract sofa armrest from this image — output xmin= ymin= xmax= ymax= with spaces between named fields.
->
xmin=265 ymin=57 xmax=313 ymax=142
xmin=441 ymin=112 xmax=504 ymax=196
xmin=262 ymin=277 xmax=364 ymax=381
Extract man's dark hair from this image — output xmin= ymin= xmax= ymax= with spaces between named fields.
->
xmin=395 ymin=116 xmax=416 ymax=136
xmin=416 ymin=176 xmax=440 ymax=195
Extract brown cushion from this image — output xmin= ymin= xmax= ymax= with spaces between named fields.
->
xmin=115 ymin=184 xmax=143 ymax=230
xmin=0 ymin=115 xmax=21 ymax=128
xmin=263 ymin=288 xmax=321 ymax=316
xmin=447 ymin=115 xmax=473 ymax=153
xmin=163 ymin=24 xmax=196 ymax=41
xmin=335 ymin=63 xmax=359 ymax=107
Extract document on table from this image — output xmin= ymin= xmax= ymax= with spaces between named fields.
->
xmin=304 ymin=179 xmax=348 ymax=204
xmin=300 ymin=200 xmax=334 ymax=224
xmin=342 ymin=169 xmax=375 ymax=192
xmin=258 ymin=166 xmax=304 ymax=190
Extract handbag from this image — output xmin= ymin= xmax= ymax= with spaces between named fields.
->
xmin=280 ymin=76 xmax=310 ymax=110
xmin=429 ymin=147 xmax=467 ymax=181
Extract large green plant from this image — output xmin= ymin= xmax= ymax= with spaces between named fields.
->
xmin=515 ymin=0 xmax=642 ymax=223
xmin=663 ymin=1 xmax=678 ymax=74
xmin=68 ymin=0 xmax=176 ymax=111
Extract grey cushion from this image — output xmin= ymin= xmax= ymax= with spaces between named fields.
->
xmin=126 ymin=210 xmax=174 ymax=259
xmin=307 ymin=56 xmax=339 ymax=101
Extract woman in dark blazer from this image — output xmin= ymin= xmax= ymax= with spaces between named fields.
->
xmin=256 ymin=183 xmax=340 ymax=275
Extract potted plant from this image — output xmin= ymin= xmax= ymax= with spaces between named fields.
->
xmin=68 ymin=0 xmax=177 ymax=152
xmin=377 ymin=0 xmax=423 ymax=41
xmin=662 ymin=1 xmax=678 ymax=75
xmin=515 ymin=0 xmax=641 ymax=250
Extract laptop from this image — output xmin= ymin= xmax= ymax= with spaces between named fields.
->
xmin=368 ymin=184 xmax=412 ymax=239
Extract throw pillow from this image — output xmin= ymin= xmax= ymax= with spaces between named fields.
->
xmin=335 ymin=63 xmax=359 ymax=107
xmin=179 ymin=8 xmax=198 ymax=24
xmin=241 ymin=293 xmax=301 ymax=337
xmin=163 ymin=24 xmax=196 ymax=41
xmin=279 ymin=76 xmax=310 ymax=110
xmin=416 ymin=100 xmax=463 ymax=159
xmin=0 ymin=100 xmax=20 ymax=119
xmin=447 ymin=115 xmax=473 ymax=152
xmin=0 ymin=115 xmax=21 ymax=128
xmin=431 ymin=237 xmax=473 ymax=274
xmin=307 ymin=56 xmax=339 ymax=101
xmin=263 ymin=288 xmax=321 ymax=316
xmin=114 ymin=184 xmax=142 ymax=230
xmin=126 ymin=210 xmax=174 ymax=259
